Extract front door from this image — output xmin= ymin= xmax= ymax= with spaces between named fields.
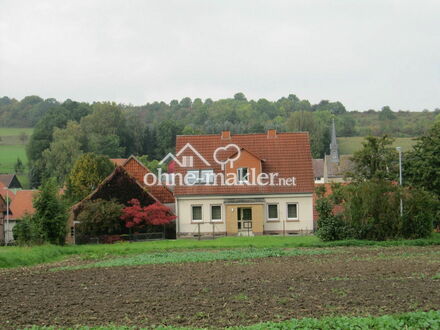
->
xmin=237 ymin=207 xmax=252 ymax=232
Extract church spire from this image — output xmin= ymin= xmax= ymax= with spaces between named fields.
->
xmin=329 ymin=117 xmax=339 ymax=162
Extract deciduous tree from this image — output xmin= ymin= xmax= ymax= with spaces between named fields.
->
xmin=405 ymin=122 xmax=440 ymax=196
xmin=41 ymin=121 xmax=84 ymax=184
xmin=33 ymin=178 xmax=67 ymax=245
xmin=121 ymin=199 xmax=176 ymax=228
xmin=14 ymin=157 xmax=25 ymax=174
xmin=65 ymin=153 xmax=115 ymax=203
xmin=349 ymin=135 xmax=398 ymax=181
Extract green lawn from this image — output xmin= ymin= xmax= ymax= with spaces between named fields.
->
xmin=0 ymin=144 xmax=29 ymax=187
xmin=1 ymin=234 xmax=439 ymax=269
xmin=0 ymin=127 xmax=33 ymax=136
xmin=338 ymin=136 xmax=417 ymax=155
xmin=0 ymin=144 xmax=27 ymax=172
xmin=52 ymin=247 xmax=334 ymax=271
xmin=0 ymin=127 xmax=32 ymax=188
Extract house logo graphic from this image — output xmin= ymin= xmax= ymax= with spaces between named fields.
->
xmin=159 ymin=142 xmax=241 ymax=169
xmin=159 ymin=143 xmax=211 ymax=168
xmin=213 ymin=143 xmax=241 ymax=170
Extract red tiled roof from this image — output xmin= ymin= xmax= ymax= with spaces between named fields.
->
xmin=174 ymin=131 xmax=314 ymax=196
xmin=123 ymin=156 xmax=175 ymax=204
xmin=0 ymin=186 xmax=15 ymax=202
xmin=110 ymin=158 xmax=128 ymax=166
xmin=228 ymin=147 xmax=264 ymax=161
xmin=9 ymin=190 xmax=37 ymax=220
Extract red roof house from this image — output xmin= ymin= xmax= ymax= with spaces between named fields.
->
xmin=0 ymin=189 xmax=37 ymax=244
xmin=173 ymin=130 xmax=315 ymax=237
xmin=9 ymin=190 xmax=36 ymax=220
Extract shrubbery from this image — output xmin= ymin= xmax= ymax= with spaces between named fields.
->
xmin=315 ymin=189 xmax=347 ymax=241
xmin=316 ymin=181 xmax=437 ymax=241
xmin=76 ymin=199 xmax=124 ymax=236
xmin=12 ymin=214 xmax=45 ymax=245
xmin=401 ymin=187 xmax=438 ymax=239
xmin=13 ymin=178 xmax=67 ymax=245
xmin=121 ymin=199 xmax=176 ymax=228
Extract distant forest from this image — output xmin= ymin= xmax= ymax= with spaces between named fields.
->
xmin=0 ymin=94 xmax=439 ymax=188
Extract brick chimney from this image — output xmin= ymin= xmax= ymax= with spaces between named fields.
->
xmin=267 ymin=129 xmax=277 ymax=138
xmin=221 ymin=131 xmax=231 ymax=140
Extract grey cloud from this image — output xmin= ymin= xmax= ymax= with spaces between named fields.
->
xmin=1 ymin=0 xmax=439 ymax=110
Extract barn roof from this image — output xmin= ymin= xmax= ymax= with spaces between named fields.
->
xmin=0 ymin=174 xmax=22 ymax=189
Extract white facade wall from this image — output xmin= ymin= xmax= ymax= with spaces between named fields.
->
xmin=2 ymin=220 xmax=17 ymax=244
xmin=176 ymin=194 xmax=314 ymax=236
xmin=263 ymin=195 xmax=314 ymax=233
xmin=176 ymin=197 xmax=227 ymax=236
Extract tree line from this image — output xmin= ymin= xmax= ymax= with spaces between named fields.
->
xmin=0 ymin=93 xmax=436 ymax=187
xmin=14 ymin=121 xmax=440 ymax=245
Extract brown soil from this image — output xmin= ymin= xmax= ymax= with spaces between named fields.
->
xmin=0 ymin=246 xmax=439 ymax=328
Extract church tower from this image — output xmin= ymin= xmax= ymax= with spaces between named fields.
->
xmin=329 ymin=117 xmax=339 ymax=163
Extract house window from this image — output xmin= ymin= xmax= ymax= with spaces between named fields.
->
xmin=211 ymin=205 xmax=222 ymax=222
xmin=287 ymin=203 xmax=298 ymax=220
xmin=200 ymin=170 xmax=214 ymax=184
xmin=192 ymin=205 xmax=203 ymax=222
xmin=267 ymin=204 xmax=279 ymax=220
xmin=186 ymin=170 xmax=199 ymax=185
xmin=237 ymin=167 xmax=249 ymax=183
xmin=185 ymin=169 xmax=214 ymax=185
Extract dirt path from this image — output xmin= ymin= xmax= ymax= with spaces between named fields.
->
xmin=0 ymin=246 xmax=439 ymax=328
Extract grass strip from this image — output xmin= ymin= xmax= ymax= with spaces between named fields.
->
xmin=19 ymin=310 xmax=440 ymax=329
xmin=1 ymin=233 xmax=440 ymax=269
xmin=51 ymin=248 xmax=334 ymax=271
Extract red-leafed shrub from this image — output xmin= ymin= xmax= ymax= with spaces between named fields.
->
xmin=121 ymin=199 xmax=176 ymax=228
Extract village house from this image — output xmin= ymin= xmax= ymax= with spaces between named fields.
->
xmin=0 ymin=186 xmax=36 ymax=244
xmin=66 ymin=156 xmax=175 ymax=244
xmin=172 ymin=130 xmax=315 ymax=237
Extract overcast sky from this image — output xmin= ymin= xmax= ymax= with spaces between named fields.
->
xmin=1 ymin=1 xmax=439 ymax=111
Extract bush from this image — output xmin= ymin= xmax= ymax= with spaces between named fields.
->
xmin=316 ymin=181 xmax=437 ymax=241
xmin=12 ymin=215 xmax=45 ymax=246
xmin=401 ymin=188 xmax=437 ymax=238
xmin=12 ymin=178 xmax=68 ymax=246
xmin=34 ymin=178 xmax=68 ymax=245
xmin=76 ymin=199 xmax=124 ymax=236
xmin=315 ymin=194 xmax=347 ymax=241
xmin=342 ymin=180 xmax=402 ymax=240
xmin=121 ymin=199 xmax=176 ymax=229
xmin=316 ymin=214 xmax=347 ymax=242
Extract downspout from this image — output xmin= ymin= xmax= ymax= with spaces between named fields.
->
xmin=176 ymin=197 xmax=180 ymax=238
